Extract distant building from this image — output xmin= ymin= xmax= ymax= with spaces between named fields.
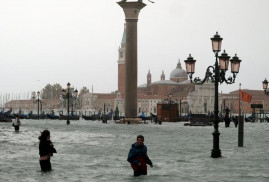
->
xmin=187 ymin=81 xmax=215 ymax=114
xmin=113 ymin=25 xmax=195 ymax=115
xmin=5 ymin=99 xmax=60 ymax=113
xmin=80 ymin=92 xmax=94 ymax=111
xmin=92 ymin=93 xmax=117 ymax=114
xmin=5 ymin=26 xmax=269 ymax=117
xmin=220 ymin=89 xmax=269 ymax=115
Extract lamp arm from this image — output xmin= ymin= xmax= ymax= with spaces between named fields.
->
xmin=189 ymin=65 xmax=215 ymax=85
xmin=219 ymin=71 xmax=237 ymax=84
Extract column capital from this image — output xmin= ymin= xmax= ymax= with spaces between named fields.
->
xmin=117 ymin=1 xmax=146 ymax=19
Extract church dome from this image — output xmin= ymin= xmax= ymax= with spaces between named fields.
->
xmin=151 ymin=80 xmax=178 ymax=85
xmin=170 ymin=60 xmax=187 ymax=79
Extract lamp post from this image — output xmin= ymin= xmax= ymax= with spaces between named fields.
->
xmin=40 ymin=96 xmax=45 ymax=118
xmin=179 ymin=98 xmax=182 ymax=118
xmin=262 ymin=79 xmax=269 ymax=95
xmin=33 ymin=91 xmax=44 ymax=120
xmin=184 ymin=32 xmax=242 ymax=158
xmin=62 ymin=82 xmax=78 ymax=125
xmin=169 ymin=94 xmax=172 ymax=104
xmin=103 ymin=103 xmax=111 ymax=115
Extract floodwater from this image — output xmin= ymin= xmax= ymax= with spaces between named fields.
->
xmin=0 ymin=119 xmax=268 ymax=182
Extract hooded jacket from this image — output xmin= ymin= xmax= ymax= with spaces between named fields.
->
xmin=127 ymin=142 xmax=152 ymax=170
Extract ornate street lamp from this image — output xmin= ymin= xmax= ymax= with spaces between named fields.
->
xmin=262 ymin=79 xmax=269 ymax=95
xmin=40 ymin=96 xmax=45 ymax=116
xmin=184 ymin=32 xmax=242 ymax=158
xmin=168 ymin=94 xmax=172 ymax=104
xmin=33 ymin=91 xmax=44 ymax=120
xmin=62 ymin=82 xmax=78 ymax=125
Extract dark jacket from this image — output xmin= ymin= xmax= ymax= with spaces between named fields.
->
xmin=39 ymin=140 xmax=57 ymax=157
xmin=127 ymin=142 xmax=152 ymax=166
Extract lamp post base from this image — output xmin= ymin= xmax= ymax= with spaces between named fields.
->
xmin=211 ymin=131 xmax=221 ymax=158
xmin=211 ymin=149 xmax=221 ymax=158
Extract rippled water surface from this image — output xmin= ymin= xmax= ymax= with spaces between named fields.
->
xmin=0 ymin=119 xmax=268 ymax=182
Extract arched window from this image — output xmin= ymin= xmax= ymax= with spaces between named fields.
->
xmin=119 ymin=52 xmax=123 ymax=58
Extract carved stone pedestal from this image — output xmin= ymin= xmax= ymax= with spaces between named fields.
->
xmin=116 ymin=117 xmax=144 ymax=124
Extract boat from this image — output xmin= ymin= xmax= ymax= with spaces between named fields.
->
xmin=184 ymin=114 xmax=213 ymax=126
xmin=47 ymin=113 xmax=60 ymax=120
xmin=113 ymin=116 xmax=124 ymax=121
xmin=0 ymin=116 xmax=12 ymax=122
xmin=0 ymin=108 xmax=12 ymax=122
xmin=140 ymin=115 xmax=152 ymax=121
xmin=27 ymin=114 xmax=40 ymax=119
xmin=59 ymin=114 xmax=80 ymax=120
xmin=82 ymin=114 xmax=100 ymax=120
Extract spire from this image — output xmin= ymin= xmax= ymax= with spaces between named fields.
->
xmin=121 ymin=23 xmax=126 ymax=46
xmin=147 ymin=70 xmax=151 ymax=85
xmin=118 ymin=24 xmax=126 ymax=64
xmin=161 ymin=70 xmax=165 ymax=80
xmin=177 ymin=59 xmax=182 ymax=69
xmin=118 ymin=24 xmax=126 ymax=93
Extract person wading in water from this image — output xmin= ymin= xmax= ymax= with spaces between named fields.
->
xmin=127 ymin=135 xmax=153 ymax=176
xmin=38 ymin=130 xmax=57 ymax=172
xmin=12 ymin=115 xmax=21 ymax=132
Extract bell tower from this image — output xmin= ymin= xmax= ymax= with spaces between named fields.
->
xmin=147 ymin=70 xmax=151 ymax=86
xmin=118 ymin=24 xmax=126 ymax=94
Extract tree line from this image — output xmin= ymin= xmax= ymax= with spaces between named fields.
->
xmin=40 ymin=84 xmax=90 ymax=109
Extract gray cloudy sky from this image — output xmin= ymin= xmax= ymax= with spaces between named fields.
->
xmin=0 ymin=0 xmax=269 ymax=94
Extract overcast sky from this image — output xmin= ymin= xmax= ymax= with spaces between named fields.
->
xmin=1 ymin=0 xmax=269 ymax=95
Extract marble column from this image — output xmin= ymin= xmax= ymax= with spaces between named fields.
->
xmin=118 ymin=1 xmax=146 ymax=117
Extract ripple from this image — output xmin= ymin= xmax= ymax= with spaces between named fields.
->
xmin=0 ymin=120 xmax=268 ymax=182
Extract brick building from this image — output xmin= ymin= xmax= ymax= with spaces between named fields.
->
xmin=5 ymin=99 xmax=60 ymax=114
xmin=220 ymin=89 xmax=269 ymax=115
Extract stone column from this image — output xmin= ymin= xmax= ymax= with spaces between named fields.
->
xmin=118 ymin=1 xmax=146 ymax=117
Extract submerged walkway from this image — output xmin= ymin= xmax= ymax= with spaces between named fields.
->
xmin=0 ymin=120 xmax=268 ymax=182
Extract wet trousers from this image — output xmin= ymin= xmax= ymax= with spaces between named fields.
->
xmin=14 ymin=126 xmax=19 ymax=131
xmin=134 ymin=167 xmax=147 ymax=176
xmin=40 ymin=158 xmax=51 ymax=172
